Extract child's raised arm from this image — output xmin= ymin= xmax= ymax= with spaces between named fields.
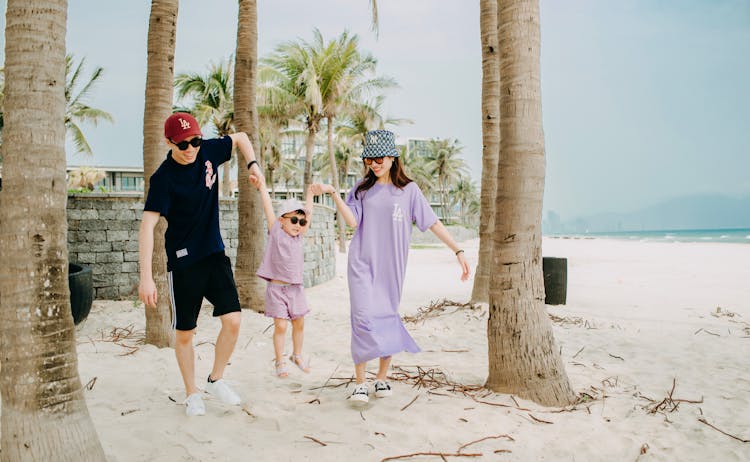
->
xmin=299 ymin=184 xmax=318 ymax=236
xmin=249 ymin=173 xmax=276 ymax=230
xmin=315 ymin=183 xmax=357 ymax=228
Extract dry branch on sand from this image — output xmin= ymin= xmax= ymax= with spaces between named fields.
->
xmin=638 ymin=378 xmax=703 ymax=415
xmin=80 ymin=323 xmax=145 ymax=356
xmin=402 ymin=299 xmax=483 ymax=324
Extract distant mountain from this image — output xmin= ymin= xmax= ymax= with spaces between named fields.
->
xmin=545 ymin=194 xmax=750 ymax=233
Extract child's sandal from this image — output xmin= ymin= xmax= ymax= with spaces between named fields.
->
xmin=275 ymin=360 xmax=289 ymax=378
xmin=289 ymin=354 xmax=310 ymax=373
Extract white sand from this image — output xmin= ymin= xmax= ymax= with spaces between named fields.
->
xmin=74 ymin=238 xmax=750 ymax=461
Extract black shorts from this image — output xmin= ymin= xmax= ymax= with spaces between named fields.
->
xmin=168 ymin=251 xmax=241 ymax=331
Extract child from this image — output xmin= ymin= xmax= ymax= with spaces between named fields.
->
xmin=316 ymin=129 xmax=470 ymax=404
xmin=250 ymin=173 xmax=319 ymax=378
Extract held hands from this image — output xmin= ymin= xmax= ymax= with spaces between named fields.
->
xmin=311 ymin=183 xmax=335 ymax=195
xmin=308 ymin=183 xmax=324 ymax=197
xmin=248 ymin=162 xmax=263 ymax=178
xmin=139 ymin=278 xmax=158 ymax=308
xmin=249 ymin=172 xmax=266 ymax=190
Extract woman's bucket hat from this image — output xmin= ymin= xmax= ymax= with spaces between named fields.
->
xmin=361 ymin=130 xmax=399 ymax=158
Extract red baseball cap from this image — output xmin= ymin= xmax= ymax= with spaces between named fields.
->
xmin=164 ymin=112 xmax=202 ymax=143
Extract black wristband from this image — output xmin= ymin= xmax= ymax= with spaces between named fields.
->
xmin=455 ymin=249 xmax=464 ymax=256
xmin=247 ymin=160 xmax=259 ymax=170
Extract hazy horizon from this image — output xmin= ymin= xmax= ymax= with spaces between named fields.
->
xmin=1 ymin=0 xmax=747 ymax=221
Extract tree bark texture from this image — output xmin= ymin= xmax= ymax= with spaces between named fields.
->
xmin=142 ymin=0 xmax=179 ymax=347
xmin=0 ymin=1 xmax=106 ymax=459
xmin=327 ymin=117 xmax=347 ymax=253
xmin=486 ymin=0 xmax=575 ymax=407
xmin=233 ymin=0 xmax=265 ymax=311
xmin=471 ymin=0 xmax=501 ymax=303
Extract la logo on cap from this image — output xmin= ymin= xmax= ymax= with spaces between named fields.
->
xmin=179 ymin=118 xmax=191 ymax=130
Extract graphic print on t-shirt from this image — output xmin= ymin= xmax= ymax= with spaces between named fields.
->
xmin=392 ymin=203 xmax=404 ymax=222
xmin=205 ymin=160 xmax=216 ymax=189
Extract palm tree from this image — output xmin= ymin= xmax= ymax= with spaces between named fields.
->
xmin=142 ymin=0 xmax=179 ymax=347
xmin=0 ymin=1 xmax=106 ymax=458
xmin=262 ymin=37 xmax=322 ymax=193
xmin=0 ymin=56 xmax=113 ymax=157
xmin=65 ymin=54 xmax=114 ymax=156
xmin=449 ymin=175 xmax=479 ymax=226
xmin=257 ymin=64 xmax=303 ymax=197
xmin=401 ymin=148 xmax=434 ymax=197
xmin=424 ymin=138 xmax=469 ymax=223
xmin=233 ymin=0 xmax=266 ymax=311
xmin=318 ymin=30 xmax=397 ymax=252
xmin=471 ymin=0 xmax=501 ymax=303
xmin=486 ymin=0 xmax=574 ymax=406
xmin=174 ymin=59 xmax=235 ymax=197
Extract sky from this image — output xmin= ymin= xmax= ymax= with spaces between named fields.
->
xmin=1 ymin=0 xmax=748 ymax=221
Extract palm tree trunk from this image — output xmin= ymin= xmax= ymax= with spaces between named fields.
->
xmin=471 ymin=0 xmax=501 ymax=303
xmin=303 ymin=126 xmax=315 ymax=192
xmin=0 ymin=1 xmax=106 ymax=459
xmin=327 ymin=116 xmax=347 ymax=252
xmin=222 ymin=161 xmax=232 ymax=197
xmin=268 ymin=167 xmax=276 ymax=197
xmin=142 ymin=0 xmax=178 ymax=347
xmin=234 ymin=0 xmax=265 ymax=311
xmin=440 ymin=178 xmax=449 ymax=222
xmin=486 ymin=0 xmax=574 ymax=407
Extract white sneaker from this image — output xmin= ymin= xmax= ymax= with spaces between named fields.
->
xmin=374 ymin=380 xmax=392 ymax=398
xmin=350 ymin=383 xmax=369 ymax=403
xmin=205 ymin=378 xmax=242 ymax=405
xmin=184 ymin=393 xmax=205 ymax=416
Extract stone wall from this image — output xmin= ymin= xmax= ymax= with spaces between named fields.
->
xmin=67 ymin=194 xmax=335 ymax=300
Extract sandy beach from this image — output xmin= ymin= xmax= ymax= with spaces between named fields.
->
xmin=74 ymin=237 xmax=750 ymax=461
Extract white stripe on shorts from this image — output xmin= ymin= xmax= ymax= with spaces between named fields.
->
xmin=168 ymin=271 xmax=176 ymax=330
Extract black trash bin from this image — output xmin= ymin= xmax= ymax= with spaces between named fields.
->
xmin=542 ymin=257 xmax=567 ymax=305
xmin=68 ymin=263 xmax=93 ymax=325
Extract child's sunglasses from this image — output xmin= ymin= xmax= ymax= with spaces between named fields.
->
xmin=171 ymin=137 xmax=202 ymax=151
xmin=284 ymin=216 xmax=307 ymax=226
xmin=363 ymin=157 xmax=386 ymax=166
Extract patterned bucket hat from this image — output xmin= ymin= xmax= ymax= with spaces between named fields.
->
xmin=361 ymin=129 xmax=399 ymax=158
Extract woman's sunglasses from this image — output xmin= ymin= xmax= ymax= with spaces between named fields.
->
xmin=284 ymin=216 xmax=307 ymax=226
xmin=171 ymin=137 xmax=202 ymax=151
xmin=363 ymin=157 xmax=386 ymax=166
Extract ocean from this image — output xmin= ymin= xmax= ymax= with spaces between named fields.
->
xmin=545 ymin=228 xmax=750 ymax=244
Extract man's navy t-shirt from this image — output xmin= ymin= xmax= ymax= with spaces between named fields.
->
xmin=144 ymin=136 xmax=232 ymax=271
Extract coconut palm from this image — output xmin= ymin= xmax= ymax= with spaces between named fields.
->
xmin=65 ymin=54 xmax=114 ymax=156
xmin=449 ymin=175 xmax=479 ymax=226
xmin=486 ymin=0 xmax=574 ymax=406
xmin=257 ymin=64 xmax=304 ymax=197
xmin=472 ymin=0 xmax=501 ymax=303
xmin=233 ymin=0 xmax=265 ymax=311
xmin=0 ymin=56 xmax=113 ymax=157
xmin=401 ymin=148 xmax=434 ymax=197
xmin=318 ymin=30 xmax=397 ymax=252
xmin=424 ymin=138 xmax=469 ymax=223
xmin=262 ymin=37 xmax=322 ymax=193
xmin=174 ymin=59 xmax=235 ymax=197
xmin=141 ymin=0 xmax=179 ymax=347
xmin=0 ymin=1 xmax=106 ymax=458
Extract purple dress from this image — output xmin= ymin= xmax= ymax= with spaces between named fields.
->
xmin=346 ymin=181 xmax=438 ymax=364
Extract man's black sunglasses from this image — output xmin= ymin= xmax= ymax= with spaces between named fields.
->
xmin=171 ymin=137 xmax=202 ymax=151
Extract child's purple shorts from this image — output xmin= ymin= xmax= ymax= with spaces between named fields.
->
xmin=264 ymin=282 xmax=309 ymax=320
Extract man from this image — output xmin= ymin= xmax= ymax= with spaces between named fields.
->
xmin=139 ymin=112 xmax=261 ymax=416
